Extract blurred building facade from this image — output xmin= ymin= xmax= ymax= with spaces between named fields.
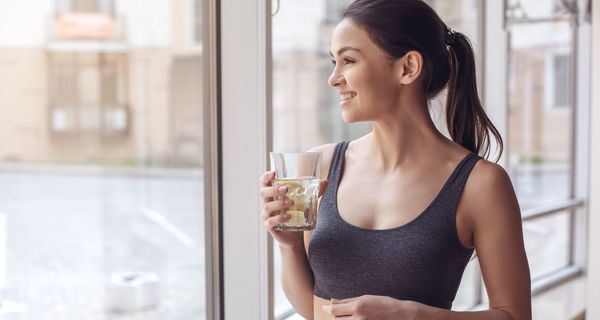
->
xmin=0 ymin=0 xmax=203 ymax=167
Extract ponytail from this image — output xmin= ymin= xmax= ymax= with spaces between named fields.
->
xmin=446 ymin=30 xmax=503 ymax=162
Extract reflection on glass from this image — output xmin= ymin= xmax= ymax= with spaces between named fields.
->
xmin=272 ymin=0 xmax=483 ymax=316
xmin=0 ymin=0 xmax=206 ymax=319
xmin=523 ymin=211 xmax=571 ymax=280
xmin=507 ymin=21 xmax=574 ymax=209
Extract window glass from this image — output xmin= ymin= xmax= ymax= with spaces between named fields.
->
xmin=0 ymin=1 xmax=206 ymax=318
xmin=507 ymin=19 xmax=574 ymax=209
xmin=523 ymin=211 xmax=571 ymax=280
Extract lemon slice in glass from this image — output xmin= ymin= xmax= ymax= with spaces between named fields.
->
xmin=273 ymin=180 xmax=305 ymax=194
xmin=285 ymin=210 xmax=306 ymax=226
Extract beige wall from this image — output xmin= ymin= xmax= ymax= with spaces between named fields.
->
xmin=508 ymin=48 xmax=572 ymax=162
xmin=587 ymin=0 xmax=600 ymax=318
xmin=0 ymin=50 xmax=48 ymax=161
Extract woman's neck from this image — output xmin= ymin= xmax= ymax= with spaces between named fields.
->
xmin=363 ymin=101 xmax=451 ymax=173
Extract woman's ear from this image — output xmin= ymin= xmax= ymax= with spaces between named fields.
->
xmin=394 ymin=50 xmax=423 ymax=85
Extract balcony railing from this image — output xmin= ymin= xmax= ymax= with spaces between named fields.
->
xmin=47 ymin=13 xmax=126 ymax=42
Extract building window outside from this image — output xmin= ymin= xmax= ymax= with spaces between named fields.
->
xmin=193 ymin=0 xmax=203 ymax=44
xmin=545 ymin=52 xmax=573 ymax=110
xmin=48 ymin=53 xmax=129 ymax=136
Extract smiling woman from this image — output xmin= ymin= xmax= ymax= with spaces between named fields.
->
xmin=265 ymin=0 xmax=532 ymax=319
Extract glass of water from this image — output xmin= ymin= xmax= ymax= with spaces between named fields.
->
xmin=269 ymin=152 xmax=322 ymax=231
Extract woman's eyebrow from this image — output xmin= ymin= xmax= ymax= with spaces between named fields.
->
xmin=329 ymin=46 xmax=362 ymax=57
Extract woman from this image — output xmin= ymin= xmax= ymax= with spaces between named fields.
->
xmin=259 ymin=0 xmax=531 ymax=319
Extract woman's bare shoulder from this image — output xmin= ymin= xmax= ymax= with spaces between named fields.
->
xmin=462 ymin=158 xmax=521 ymax=228
xmin=307 ymin=143 xmax=338 ymax=180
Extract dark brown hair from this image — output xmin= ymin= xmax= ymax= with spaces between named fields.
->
xmin=343 ymin=0 xmax=503 ymax=161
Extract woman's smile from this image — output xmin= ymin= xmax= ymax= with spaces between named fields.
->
xmin=339 ymin=92 xmax=357 ymax=105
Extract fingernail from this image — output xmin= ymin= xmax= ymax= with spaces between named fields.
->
xmin=278 ymin=186 xmax=287 ymax=194
xmin=282 ymin=214 xmax=290 ymax=219
xmin=284 ymin=199 xmax=292 ymax=205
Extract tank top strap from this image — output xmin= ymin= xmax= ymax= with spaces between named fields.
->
xmin=326 ymin=141 xmax=349 ymax=182
xmin=438 ymin=152 xmax=482 ymax=213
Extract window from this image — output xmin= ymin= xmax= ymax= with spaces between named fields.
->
xmin=0 ymin=1 xmax=208 ymax=318
xmin=507 ymin=20 xmax=574 ymax=209
xmin=193 ymin=0 xmax=203 ymax=44
xmin=48 ymin=53 xmax=129 ymax=136
xmin=545 ymin=52 xmax=573 ymax=110
xmin=505 ymin=0 xmax=584 ymax=302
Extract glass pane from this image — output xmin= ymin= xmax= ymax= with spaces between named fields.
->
xmin=507 ymin=21 xmax=574 ymax=209
xmin=0 ymin=1 xmax=206 ymax=319
xmin=272 ymin=0 xmax=483 ymax=317
xmin=453 ymin=258 xmax=479 ymax=310
xmin=523 ymin=211 xmax=571 ymax=280
xmin=506 ymin=0 xmax=575 ymax=21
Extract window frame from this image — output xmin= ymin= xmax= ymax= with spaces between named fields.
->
xmin=218 ymin=0 xmax=273 ymax=318
xmin=475 ymin=0 xmax=590 ymax=306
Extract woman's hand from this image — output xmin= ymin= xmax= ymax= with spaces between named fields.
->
xmin=259 ymin=170 xmax=327 ymax=248
xmin=322 ymin=295 xmax=418 ymax=320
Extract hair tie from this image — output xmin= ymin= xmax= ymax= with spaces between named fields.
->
xmin=445 ymin=27 xmax=457 ymax=46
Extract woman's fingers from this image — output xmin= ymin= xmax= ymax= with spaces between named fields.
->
xmin=261 ymin=199 xmax=293 ymax=220
xmin=259 ymin=170 xmax=276 ymax=187
xmin=264 ymin=212 xmax=291 ymax=229
xmin=318 ymin=179 xmax=328 ymax=197
xmin=259 ymin=184 xmax=288 ymax=203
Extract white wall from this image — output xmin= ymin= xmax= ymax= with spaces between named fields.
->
xmin=0 ymin=0 xmax=53 ymax=47
xmin=587 ymin=0 xmax=600 ymax=318
xmin=117 ymin=0 xmax=171 ymax=47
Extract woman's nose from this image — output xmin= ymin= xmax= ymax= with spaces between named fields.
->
xmin=328 ymin=71 xmax=344 ymax=88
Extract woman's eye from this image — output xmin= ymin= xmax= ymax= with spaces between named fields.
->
xmin=330 ymin=58 xmax=354 ymax=66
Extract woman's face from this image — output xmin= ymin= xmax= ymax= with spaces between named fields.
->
xmin=328 ymin=18 xmax=402 ymax=122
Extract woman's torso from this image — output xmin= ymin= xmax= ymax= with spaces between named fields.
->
xmin=309 ymin=138 xmax=479 ymax=319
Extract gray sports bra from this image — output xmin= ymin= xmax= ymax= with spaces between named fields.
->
xmin=308 ymin=141 xmax=480 ymax=309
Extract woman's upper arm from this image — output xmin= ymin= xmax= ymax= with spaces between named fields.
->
xmin=464 ymin=161 xmax=532 ymax=320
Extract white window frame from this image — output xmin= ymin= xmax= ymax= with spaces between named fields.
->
xmin=216 ymin=0 xmax=273 ymax=319
xmin=587 ymin=0 xmax=600 ymax=318
xmin=479 ymin=0 xmax=590 ymax=306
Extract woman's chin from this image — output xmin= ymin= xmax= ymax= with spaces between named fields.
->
xmin=341 ymin=113 xmax=362 ymax=123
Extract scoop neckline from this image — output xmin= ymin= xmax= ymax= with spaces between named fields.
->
xmin=333 ymin=140 xmax=475 ymax=233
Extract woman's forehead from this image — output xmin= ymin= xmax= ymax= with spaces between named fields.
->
xmin=331 ymin=19 xmax=376 ymax=56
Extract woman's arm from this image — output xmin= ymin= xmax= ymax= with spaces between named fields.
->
xmin=323 ymin=161 xmax=532 ymax=320
xmin=279 ymin=238 xmax=315 ymax=319
xmin=459 ymin=160 xmax=531 ymax=319
xmin=413 ymin=160 xmax=531 ymax=320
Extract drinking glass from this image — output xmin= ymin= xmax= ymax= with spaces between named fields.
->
xmin=269 ymin=152 xmax=322 ymax=231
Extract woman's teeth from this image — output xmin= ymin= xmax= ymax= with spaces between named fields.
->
xmin=340 ymin=92 xmax=357 ymax=101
